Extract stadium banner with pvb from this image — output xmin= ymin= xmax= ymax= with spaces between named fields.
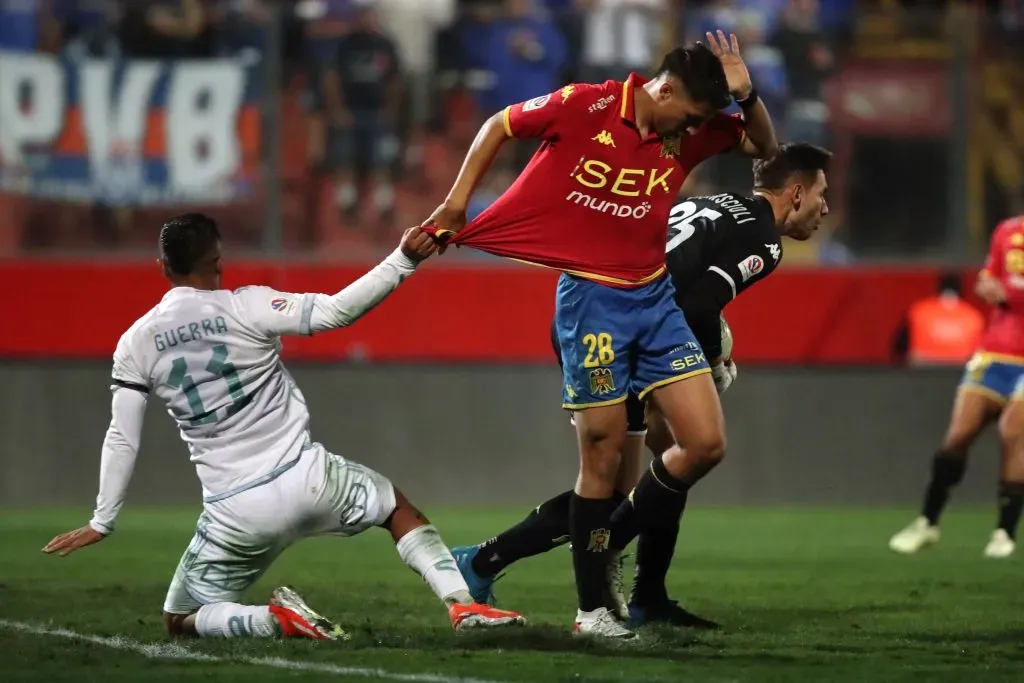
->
xmin=0 ymin=49 xmax=261 ymax=206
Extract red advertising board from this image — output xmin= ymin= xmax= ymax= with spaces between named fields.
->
xmin=2 ymin=261 xmax=978 ymax=364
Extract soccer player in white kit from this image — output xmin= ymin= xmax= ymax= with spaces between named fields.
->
xmin=43 ymin=213 xmax=526 ymax=640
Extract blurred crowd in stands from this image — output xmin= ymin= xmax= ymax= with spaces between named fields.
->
xmin=0 ymin=0 xmax=1020 ymax=259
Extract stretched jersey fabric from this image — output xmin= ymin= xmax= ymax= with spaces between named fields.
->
xmin=978 ymin=215 xmax=1024 ymax=358
xmin=430 ymin=74 xmax=744 ymax=288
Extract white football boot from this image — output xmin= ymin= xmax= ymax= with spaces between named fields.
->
xmin=983 ymin=529 xmax=1016 ymax=558
xmin=573 ymin=607 xmax=637 ymax=640
xmin=603 ymin=551 xmax=629 ymax=621
xmin=889 ymin=517 xmax=940 ymax=554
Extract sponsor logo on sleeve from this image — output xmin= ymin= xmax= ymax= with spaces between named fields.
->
xmin=523 ymin=94 xmax=550 ymax=112
xmin=737 ymin=255 xmax=765 ymax=282
xmin=270 ymin=297 xmax=297 ymax=315
xmin=766 ymin=242 xmax=781 ymax=263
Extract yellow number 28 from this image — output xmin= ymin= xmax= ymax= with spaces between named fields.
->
xmin=582 ymin=332 xmax=615 ymax=368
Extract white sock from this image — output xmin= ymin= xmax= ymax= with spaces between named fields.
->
xmin=395 ymin=524 xmax=474 ymax=606
xmin=194 ymin=602 xmax=279 ymax=638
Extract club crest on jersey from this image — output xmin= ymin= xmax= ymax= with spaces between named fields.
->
xmin=589 ymin=367 xmax=615 ymax=395
xmin=523 ymin=94 xmax=550 ymax=112
xmin=591 ymin=130 xmax=615 ymax=147
xmin=270 ymin=297 xmax=296 ymax=315
xmin=660 ymin=135 xmax=681 ymax=158
xmin=587 ymin=528 xmax=611 ymax=552
xmin=737 ymin=255 xmax=765 ymax=282
xmin=1012 ymin=233 xmax=1024 ymax=247
xmin=560 ymin=85 xmax=575 ymax=103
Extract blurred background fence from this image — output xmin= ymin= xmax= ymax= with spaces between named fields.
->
xmin=1 ymin=0 xmax=1021 ymax=506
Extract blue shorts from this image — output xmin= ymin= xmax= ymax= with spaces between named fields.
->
xmin=554 ymin=273 xmax=710 ymax=409
xmin=961 ymin=353 xmax=1024 ymax=403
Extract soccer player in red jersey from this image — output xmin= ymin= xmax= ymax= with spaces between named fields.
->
xmin=890 ymin=216 xmax=1024 ymax=559
xmin=425 ymin=33 xmax=778 ymax=638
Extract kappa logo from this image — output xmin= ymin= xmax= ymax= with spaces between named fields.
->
xmin=591 ymin=130 xmax=615 ymax=147
xmin=588 ymin=366 xmax=615 ymax=395
xmin=587 ymin=528 xmax=611 ymax=552
xmin=766 ymin=242 xmax=781 ymax=263
xmin=560 ymin=85 xmax=575 ymax=103
xmin=737 ymin=254 xmax=765 ymax=282
xmin=588 ymin=95 xmax=616 ymax=113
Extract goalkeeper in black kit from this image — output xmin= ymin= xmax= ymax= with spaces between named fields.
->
xmin=452 ymin=142 xmax=832 ymax=629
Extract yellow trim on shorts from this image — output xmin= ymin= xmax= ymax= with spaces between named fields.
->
xmin=636 ymin=367 xmax=712 ymax=401
xmin=972 ymin=351 xmax=1024 ymax=366
xmin=959 ymin=383 xmax=1009 ymax=406
xmin=502 ymin=106 xmax=513 ymax=137
xmin=562 ymin=394 xmax=629 ymax=411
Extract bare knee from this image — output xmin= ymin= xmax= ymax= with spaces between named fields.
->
xmin=164 ymin=611 xmax=195 ymax=638
xmin=578 ymin=423 xmax=624 ymax=480
xmin=999 ymin=407 xmax=1024 ymax=446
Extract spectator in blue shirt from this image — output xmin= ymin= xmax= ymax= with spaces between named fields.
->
xmin=476 ymin=0 xmax=565 ymax=116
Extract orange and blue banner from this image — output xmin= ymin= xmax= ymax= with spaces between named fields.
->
xmin=0 ymin=50 xmax=261 ymax=205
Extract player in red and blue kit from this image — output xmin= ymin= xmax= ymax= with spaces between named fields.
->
xmin=425 ymin=33 xmax=777 ymax=638
xmin=890 ymin=216 xmax=1024 ymax=559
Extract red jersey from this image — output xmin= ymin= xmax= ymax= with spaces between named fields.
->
xmin=978 ymin=215 xmax=1024 ymax=358
xmin=437 ymin=75 xmax=744 ymax=288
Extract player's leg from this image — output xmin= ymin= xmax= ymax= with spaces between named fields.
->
xmin=451 ymin=397 xmax=646 ymax=607
xmin=989 ymin=377 xmax=1024 ymax=558
xmin=608 ymin=279 xmax=724 ymax=555
xmin=554 ymin=274 xmax=637 ymax=638
xmin=161 ymin=501 xmax=336 ymax=640
xmin=311 ymin=448 xmax=525 ymax=629
xmin=625 ymin=404 xmax=720 ymax=629
xmin=889 ymin=358 xmax=1004 ymax=553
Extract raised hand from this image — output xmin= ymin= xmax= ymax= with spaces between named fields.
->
xmin=705 ymin=30 xmax=753 ymax=101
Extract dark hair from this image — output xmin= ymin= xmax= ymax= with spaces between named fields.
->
xmin=938 ymin=270 xmax=963 ymax=296
xmin=753 ymin=142 xmax=832 ymax=190
xmin=657 ymin=43 xmax=731 ymax=110
xmin=159 ymin=213 xmax=221 ymax=276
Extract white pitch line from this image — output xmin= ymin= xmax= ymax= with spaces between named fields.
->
xmin=0 ymin=619 xmax=505 ymax=683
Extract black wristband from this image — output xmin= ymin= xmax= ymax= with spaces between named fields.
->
xmin=736 ymin=87 xmax=759 ymax=110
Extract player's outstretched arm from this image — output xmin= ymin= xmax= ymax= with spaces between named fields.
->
xmin=306 ymin=227 xmax=436 ymax=333
xmin=705 ymin=30 xmax=778 ymax=158
xmin=43 ymin=385 xmax=148 ymax=556
xmin=426 ymin=112 xmax=509 ymax=238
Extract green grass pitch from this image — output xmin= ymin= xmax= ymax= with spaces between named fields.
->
xmin=2 ymin=506 xmax=1022 ymax=682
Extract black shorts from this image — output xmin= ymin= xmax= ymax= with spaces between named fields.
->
xmin=549 ymin=318 xmax=647 ymax=433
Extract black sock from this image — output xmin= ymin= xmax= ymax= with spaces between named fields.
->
xmin=631 ymin=514 xmax=683 ymax=607
xmin=611 ymin=456 xmax=690 ymax=552
xmin=472 ymin=491 xmax=572 ymax=578
xmin=570 ymin=493 xmax=618 ymax=612
xmin=922 ymin=451 xmax=966 ymax=525
xmin=997 ymin=481 xmax=1024 ymax=540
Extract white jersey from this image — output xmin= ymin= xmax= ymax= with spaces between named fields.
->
xmin=112 ymin=285 xmax=318 ymax=501
xmin=90 ymin=248 xmax=418 ymax=531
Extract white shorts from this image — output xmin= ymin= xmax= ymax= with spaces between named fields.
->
xmin=163 ymin=443 xmax=396 ymax=614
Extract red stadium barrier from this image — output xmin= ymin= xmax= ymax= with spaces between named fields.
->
xmin=3 ymin=261 xmax=980 ymax=364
